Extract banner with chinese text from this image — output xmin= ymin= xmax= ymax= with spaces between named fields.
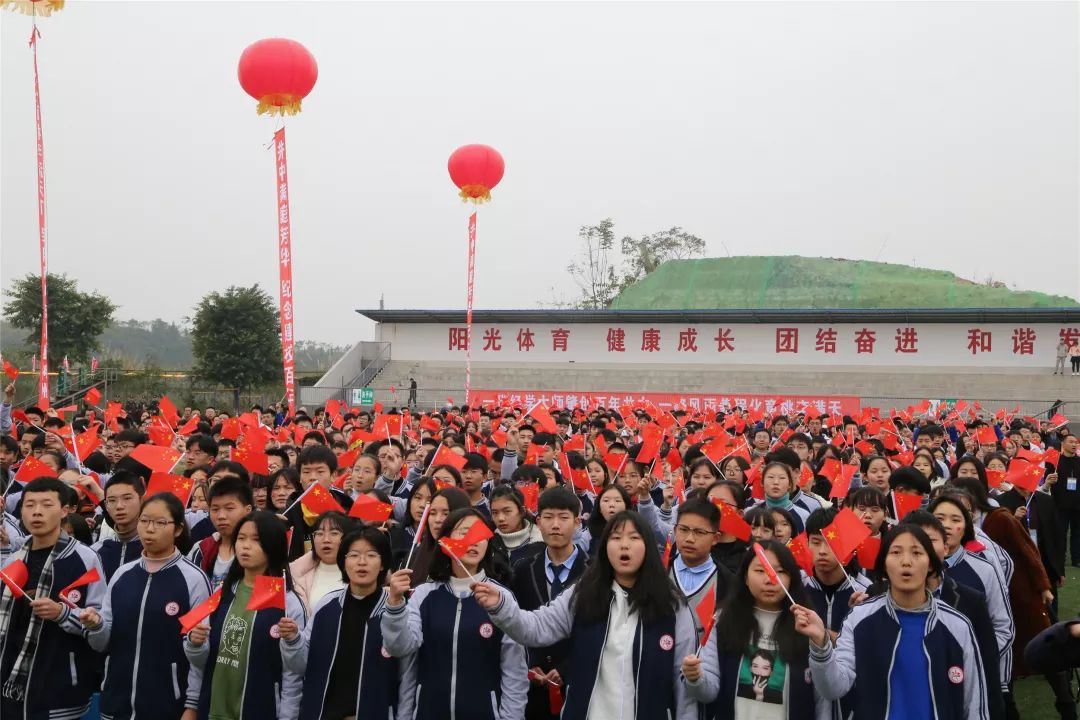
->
xmin=470 ymin=389 xmax=861 ymax=416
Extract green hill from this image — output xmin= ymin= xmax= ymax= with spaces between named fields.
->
xmin=610 ymin=256 xmax=1079 ymax=310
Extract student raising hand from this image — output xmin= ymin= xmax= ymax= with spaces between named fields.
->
xmin=791 ymin=603 xmax=828 ymax=646
xmin=386 ymin=568 xmax=413 ymax=606
xmin=471 ymin=580 xmax=502 ymax=609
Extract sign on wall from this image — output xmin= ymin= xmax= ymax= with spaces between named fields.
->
xmin=469 ymin=389 xmax=861 ymax=415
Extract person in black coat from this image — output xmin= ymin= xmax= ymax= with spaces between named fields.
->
xmin=998 ymin=487 xmax=1065 ymax=614
xmin=510 ymin=488 xmax=587 ymax=720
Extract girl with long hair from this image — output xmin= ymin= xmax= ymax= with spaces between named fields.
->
xmin=289 ymin=511 xmax=351 ymax=615
xmin=404 ymin=486 xmax=470 ymax=581
xmin=489 ymin=484 xmax=543 ymax=565
xmin=185 ymin=510 xmax=306 ymax=720
xmin=474 ymin=510 xmax=697 ymax=719
xmin=389 ymin=476 xmax=435 ymax=568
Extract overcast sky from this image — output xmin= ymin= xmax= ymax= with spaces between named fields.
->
xmin=2 ymin=0 xmax=1078 ymax=346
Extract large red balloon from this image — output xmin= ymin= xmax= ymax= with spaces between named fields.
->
xmin=238 ymin=38 xmax=318 ymax=116
xmin=448 ymin=144 xmax=505 ymax=203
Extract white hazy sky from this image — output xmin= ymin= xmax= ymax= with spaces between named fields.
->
xmin=2 ymin=0 xmax=1078 ymax=345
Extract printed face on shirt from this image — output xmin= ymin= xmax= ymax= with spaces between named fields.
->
xmin=606 ymin=519 xmax=646 ymax=581
xmin=234 ymin=520 xmax=268 ymax=572
xmin=885 ymin=531 xmax=932 ymax=594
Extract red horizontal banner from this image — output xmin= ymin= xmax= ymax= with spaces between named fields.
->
xmin=470 ymin=389 xmax=861 ymax=417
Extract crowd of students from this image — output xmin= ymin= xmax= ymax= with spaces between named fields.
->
xmin=0 ymin=384 xmax=1077 ymax=720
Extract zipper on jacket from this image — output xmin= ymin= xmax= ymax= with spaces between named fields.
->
xmin=171 ymin=663 xmax=181 ymax=700
xmin=583 ymin=597 xmax=614 ymax=719
xmin=883 ymin=628 xmax=902 ymax=717
xmin=129 ymin=573 xmax=153 ymax=717
xmin=449 ymin=598 xmax=463 ymax=720
xmin=353 ymin=619 xmax=370 ymax=717
xmin=633 ymin=625 xmax=643 ymax=718
xmin=316 ymin=601 xmax=346 ymax=720
xmin=922 ymin=642 xmax=940 ymax=720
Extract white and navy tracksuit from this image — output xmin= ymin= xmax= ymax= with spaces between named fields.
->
xmin=184 ymin=580 xmax=306 ymax=720
xmin=0 ymin=535 xmax=106 ymax=720
xmin=0 ymin=513 xmax=24 ymax=560
xmin=86 ymin=551 xmax=211 ymax=720
xmin=945 ymin=546 xmax=1014 ymax=688
xmin=381 ymin=577 xmax=529 ymax=720
xmin=808 ymin=593 xmax=990 ymax=720
xmin=802 ymin=573 xmax=869 ymax=720
xmin=281 ymin=587 xmax=416 ymax=720
xmin=91 ymin=535 xmax=143 ymax=583
xmin=485 ymin=583 xmax=699 ymax=720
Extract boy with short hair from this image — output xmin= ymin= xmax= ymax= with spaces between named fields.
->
xmin=0 ymin=477 xmax=105 ymax=720
xmin=297 ymin=444 xmax=352 ymax=511
xmin=187 ymin=477 xmax=253 ymax=589
xmin=92 ymin=471 xmax=146 ymax=581
xmin=460 ymin=452 xmax=491 ymax=517
xmin=669 ymin=497 xmax=732 ymax=639
xmin=802 ymin=507 xmax=869 ymax=642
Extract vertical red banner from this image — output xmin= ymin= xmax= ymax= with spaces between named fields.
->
xmin=274 ymin=128 xmax=296 ymax=417
xmin=31 ymin=28 xmax=49 ymax=410
xmin=465 ymin=212 xmax=477 ymax=405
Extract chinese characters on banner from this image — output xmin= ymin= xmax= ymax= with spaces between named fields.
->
xmin=273 ymin=128 xmax=296 ymax=416
xmin=31 ymin=29 xmax=49 ymax=409
xmin=469 ymin=389 xmax=861 ymax=416
xmin=464 ymin=212 xmax=477 ymax=405
xmin=417 ymin=323 xmax=1080 ymax=368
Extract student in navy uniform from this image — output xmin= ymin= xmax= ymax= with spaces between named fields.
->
xmin=383 ymin=508 xmax=528 ymax=720
xmin=474 ymin=510 xmax=699 ymax=720
xmin=795 ymin=524 xmax=990 ymax=720
xmin=297 ymin=444 xmax=353 ymax=513
xmin=389 ymin=476 xmax=435 ymax=569
xmin=0 ymin=477 xmax=106 ymax=720
xmin=0 ymin=510 xmax=25 ymax=560
xmin=667 ymin=497 xmax=733 ymax=637
xmin=490 ymin=485 xmax=543 ymax=566
xmin=509 ymin=488 xmax=587 ymax=720
xmin=81 ymin=492 xmax=211 ymax=720
xmin=279 ymin=525 xmax=416 ymax=720
xmin=92 ymin=471 xmax=145 ymax=581
xmin=683 ymin=540 xmax=821 ymax=720
xmin=185 ymin=510 xmax=306 ymax=720
xmin=802 ymin=507 xmax=869 ymax=640
xmin=460 ymin=452 xmax=493 ymax=517
xmin=187 ymin=477 xmax=254 ymax=590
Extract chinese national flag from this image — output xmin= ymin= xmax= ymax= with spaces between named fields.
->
xmin=986 ymin=468 xmax=1006 ymax=489
xmin=746 ymin=461 xmax=765 ymax=501
xmin=373 ymin=414 xmax=402 ymax=439
xmin=73 ymin=424 xmax=102 ymax=458
xmin=1 ymin=360 xmax=18 ymax=383
xmin=83 ymin=387 xmax=101 ymax=407
xmin=824 ymin=460 xmax=858 ymax=499
xmin=603 ymin=451 xmax=627 ymax=475
xmin=220 ymin=418 xmax=242 ymax=441
xmin=798 ymin=464 xmax=815 ymax=489
xmin=159 ymin=396 xmax=180 ymax=429
xmin=1006 ymin=460 xmax=1044 ymax=493
xmin=700 ymin=434 xmax=732 ymax=465
xmin=146 ymin=473 xmax=195 ymax=504
xmin=429 ymin=444 xmax=467 ymax=471
xmin=518 ymin=482 xmax=539 ymax=513
xmin=59 ymin=567 xmax=101 ymax=604
xmin=300 ymin=483 xmax=345 ymax=516
xmin=349 ymin=494 xmax=394 ymax=523
xmin=752 ymin=543 xmax=783 ymax=586
xmin=489 ymin=429 xmax=507 ymax=448
xmin=528 ymin=404 xmax=559 ymax=435
xmin=14 ymin=455 xmax=58 ymax=482
xmin=419 ymin=415 xmax=441 ymax=433
xmin=348 ymin=429 xmax=379 ymax=446
xmin=786 ymin=533 xmax=814 ymax=575
xmin=975 ymin=426 xmax=998 ymax=446
xmin=247 ymin=575 xmax=286 ymax=611
xmin=179 ymin=588 xmax=222 ymax=634
xmin=855 ymin=535 xmax=882 ymax=570
xmin=0 ymin=560 xmax=29 ymax=598
xmin=695 ymin=587 xmax=717 ymax=646
xmin=562 ymin=434 xmax=586 ymax=453
xmin=821 ymin=509 xmax=872 ymax=565
xmin=232 ymin=441 xmax=270 ymax=476
xmin=129 ymin=444 xmax=183 ymax=473
xmin=1050 ymin=413 xmax=1069 ymax=429
xmin=892 ymin=491 xmax=922 ymax=521
xmin=636 ymin=424 xmax=664 ymax=463
xmin=1042 ymin=448 xmax=1062 ymax=468
xmin=147 ymin=421 xmax=174 ymax=448
xmin=438 ymin=520 xmax=494 ymax=560
xmin=712 ymin=498 xmax=752 ymax=542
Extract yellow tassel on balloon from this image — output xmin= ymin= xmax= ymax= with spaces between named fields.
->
xmin=458 ymin=184 xmax=492 ymax=204
xmin=255 ymin=93 xmax=304 ymax=117
xmin=1 ymin=0 xmax=64 ymax=16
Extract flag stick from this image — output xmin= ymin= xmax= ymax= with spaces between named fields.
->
xmin=281 ymin=570 xmax=289 ymax=619
xmin=282 ymin=483 xmax=315 ymax=516
xmin=168 ymin=451 xmax=187 ymax=475
xmin=403 ymin=501 xmax=432 ymax=570
xmin=451 ymin=553 xmax=479 ymax=584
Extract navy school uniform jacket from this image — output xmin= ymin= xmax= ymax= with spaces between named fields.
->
xmin=1 ymin=512 xmax=25 ymax=560
xmin=802 ymin=573 xmax=869 ymax=720
xmin=281 ymin=587 xmax=417 ymax=720
xmin=485 ymin=584 xmax=699 ymax=720
xmin=91 ymin=534 xmax=143 ymax=583
xmin=808 ymin=593 xmax=990 ymax=720
xmin=686 ymin=608 xmax=824 ymax=720
xmin=0 ymin=534 xmax=106 ymax=720
xmin=381 ymin=578 xmax=529 ymax=720
xmin=944 ymin=546 xmax=1014 ymax=688
xmin=184 ymin=580 xmax=306 ymax=720
xmin=86 ymin=551 xmax=211 ymax=720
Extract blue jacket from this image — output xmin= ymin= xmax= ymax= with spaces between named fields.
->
xmin=184 ymin=580 xmax=306 ymax=720
xmin=381 ymin=578 xmax=529 ymax=720
xmin=281 ymin=587 xmax=416 ymax=720
xmin=0 ymin=534 xmax=106 ymax=720
xmin=486 ymin=583 xmax=699 ymax=720
xmin=808 ymin=593 xmax=989 ymax=720
xmin=87 ymin=551 xmax=211 ymax=720
xmin=92 ymin=534 xmax=143 ymax=583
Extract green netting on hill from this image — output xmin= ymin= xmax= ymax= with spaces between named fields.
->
xmin=609 ymin=256 xmax=1079 ymax=310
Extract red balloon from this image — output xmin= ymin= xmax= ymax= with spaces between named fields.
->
xmin=448 ymin=144 xmax=505 ymax=203
xmin=238 ymin=38 xmax=318 ymax=116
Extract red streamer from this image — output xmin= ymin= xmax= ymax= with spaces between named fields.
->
xmin=30 ymin=25 xmax=49 ymax=410
xmin=273 ymin=128 xmax=297 ymax=417
xmin=464 ymin=212 xmax=477 ymax=405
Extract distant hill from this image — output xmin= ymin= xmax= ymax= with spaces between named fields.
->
xmin=610 ymin=256 xmax=1079 ymax=309
xmin=0 ymin=319 xmax=348 ymax=372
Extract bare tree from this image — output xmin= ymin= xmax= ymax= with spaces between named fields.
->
xmin=620 ymin=226 xmax=706 ymax=289
xmin=566 ymin=218 xmax=623 ymax=309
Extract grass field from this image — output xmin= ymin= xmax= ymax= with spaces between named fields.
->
xmin=1014 ymin=566 xmax=1079 ymax=719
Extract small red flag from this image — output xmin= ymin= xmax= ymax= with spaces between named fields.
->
xmin=83 ymin=387 xmax=101 ymax=407
xmin=695 ymin=587 xmax=717 ymax=646
xmin=178 ymin=588 xmax=222 ymax=634
xmin=247 ymin=575 xmax=286 ymax=611
xmin=975 ymin=426 xmax=998 ymax=446
xmin=700 ymin=434 xmax=732 ymax=465
xmin=563 ymin=434 xmax=586 ymax=453
xmin=662 ymin=535 xmax=673 ymax=566
xmin=0 ymin=560 xmax=29 ymax=598
xmin=2 ymin=360 xmax=18 ymax=383
xmin=14 ymin=455 xmax=58 ymax=482
xmin=159 ymin=396 xmax=180 ymax=429
xmin=602 ymin=451 xmax=627 ymax=476
xmin=986 ymin=468 xmax=1006 ymax=489
xmin=146 ymin=473 xmax=195 ymax=504
xmin=438 ymin=520 xmax=494 ymax=560
xmin=300 ymin=484 xmax=345 ymax=516
xmin=220 ymin=417 xmax=242 ymax=441
xmin=752 ymin=543 xmax=783 ymax=586
xmin=128 ymin=444 xmax=183 ymax=473
xmin=1049 ymin=413 xmax=1069 ymax=429
xmin=821 ymin=508 xmax=872 ymax=565
xmin=711 ymin=498 xmax=752 ymax=542
xmin=636 ymin=424 xmax=664 ymax=464
xmin=528 ymin=404 xmax=559 ymax=435
xmin=232 ymin=441 xmax=270 ymax=476
xmin=348 ymin=494 xmax=394 ymax=523
xmin=786 ymin=533 xmax=814 ymax=575
xmin=855 ymin=535 xmax=881 ymax=570
xmin=825 ymin=461 xmax=858 ymax=499
xmin=373 ymin=414 xmax=402 ymax=439
xmin=419 ymin=416 xmax=442 ymax=433
xmin=518 ymin=482 xmax=539 ymax=513
xmin=59 ymin=567 xmax=101 ymax=605
xmin=429 ymin=444 xmax=467 ymax=471
xmin=892 ymin=491 xmax=922 ymax=521
xmin=1006 ymin=459 xmax=1044 ymax=493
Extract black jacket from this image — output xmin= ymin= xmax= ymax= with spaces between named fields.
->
xmin=998 ymin=489 xmax=1065 ymax=582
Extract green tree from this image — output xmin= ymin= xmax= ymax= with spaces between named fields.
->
xmin=619 ymin=226 xmax=706 ymax=291
xmin=190 ymin=285 xmax=280 ymax=411
xmin=566 ymin=218 xmax=623 ymax=309
xmin=2 ymin=273 xmax=116 ymax=364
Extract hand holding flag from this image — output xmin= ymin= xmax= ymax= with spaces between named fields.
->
xmin=0 ymin=560 xmax=28 ymax=598
xmin=59 ymin=567 xmax=101 ymax=608
xmin=247 ymin=575 xmax=287 ymax=612
xmin=752 ymin=543 xmax=797 ymax=606
xmin=179 ymin=588 xmax=222 ymax=634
